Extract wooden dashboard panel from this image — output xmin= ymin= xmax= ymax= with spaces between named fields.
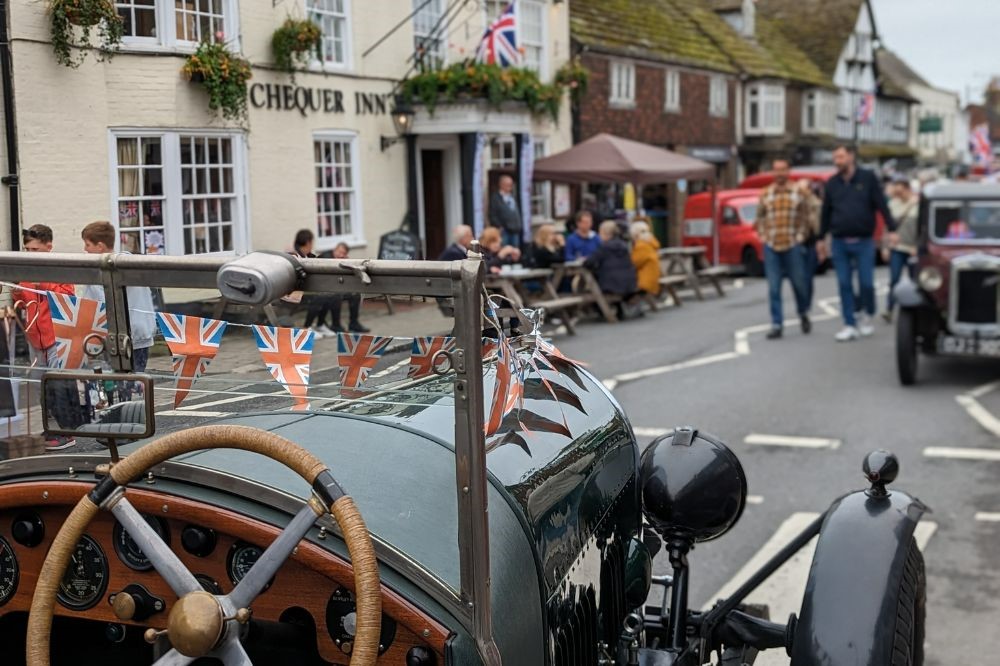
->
xmin=0 ymin=481 xmax=449 ymax=664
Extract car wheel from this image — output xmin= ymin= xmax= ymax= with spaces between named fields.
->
xmin=742 ymin=247 xmax=763 ymax=277
xmin=897 ymin=308 xmax=919 ymax=385
xmin=890 ymin=538 xmax=926 ymax=666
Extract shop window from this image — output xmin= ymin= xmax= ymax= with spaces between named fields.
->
xmin=114 ymin=0 xmax=240 ymax=50
xmin=308 ymin=0 xmax=350 ymax=68
xmin=412 ymin=0 xmax=445 ymax=67
xmin=112 ymin=131 xmax=248 ymax=255
xmin=709 ymin=76 xmax=728 ymax=117
xmin=314 ymin=132 xmax=361 ymax=245
xmin=609 ymin=60 xmax=635 ymax=107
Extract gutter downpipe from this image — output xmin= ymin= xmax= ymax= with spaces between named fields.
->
xmin=0 ymin=0 xmax=18 ymax=251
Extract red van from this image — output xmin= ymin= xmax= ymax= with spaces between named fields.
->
xmin=681 ymin=189 xmax=766 ymax=275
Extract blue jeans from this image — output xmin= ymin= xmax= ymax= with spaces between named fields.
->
xmin=831 ymin=237 xmax=875 ymax=327
xmin=802 ymin=243 xmax=818 ymax=310
xmin=763 ymin=245 xmax=809 ymax=327
xmin=501 ymin=229 xmax=522 ymax=249
xmin=887 ymin=249 xmax=915 ymax=311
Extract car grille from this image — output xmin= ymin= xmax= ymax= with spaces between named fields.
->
xmin=553 ymin=587 xmax=598 ymax=666
xmin=956 ymin=269 xmax=999 ymax=325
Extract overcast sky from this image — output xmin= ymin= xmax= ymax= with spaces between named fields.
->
xmin=872 ymin=0 xmax=1000 ymax=104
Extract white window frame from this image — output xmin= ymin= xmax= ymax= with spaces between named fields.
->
xmin=484 ymin=0 xmax=547 ymax=76
xmin=531 ymin=138 xmax=551 ymax=222
xmin=709 ymin=76 xmax=728 ymax=117
xmin=413 ymin=0 xmax=446 ymax=67
xmin=802 ymin=89 xmax=836 ymax=135
xmin=312 ymin=130 xmax=363 ymax=251
xmin=307 ymin=0 xmax=352 ymax=71
xmin=745 ymin=82 xmax=785 ymax=136
xmin=108 ymin=129 xmax=250 ymax=256
xmin=490 ymin=136 xmax=517 ymax=169
xmin=115 ymin=0 xmax=241 ymax=53
xmin=609 ymin=60 xmax=636 ymax=107
xmin=664 ymin=69 xmax=681 ymax=113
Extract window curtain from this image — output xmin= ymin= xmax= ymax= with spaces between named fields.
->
xmin=118 ymin=140 xmax=140 ymax=198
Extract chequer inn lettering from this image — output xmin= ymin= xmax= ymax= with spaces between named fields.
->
xmin=249 ymin=84 xmax=394 ymax=117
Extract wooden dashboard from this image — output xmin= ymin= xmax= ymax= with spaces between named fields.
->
xmin=0 ymin=481 xmax=448 ymax=664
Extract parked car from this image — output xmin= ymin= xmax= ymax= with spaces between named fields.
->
xmin=0 ymin=251 xmax=928 ymax=665
xmin=894 ymin=182 xmax=1000 ymax=384
xmin=682 ymin=189 xmax=765 ymax=275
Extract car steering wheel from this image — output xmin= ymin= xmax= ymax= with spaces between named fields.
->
xmin=26 ymin=424 xmax=381 ymax=666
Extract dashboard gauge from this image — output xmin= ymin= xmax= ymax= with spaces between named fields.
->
xmin=226 ymin=542 xmax=270 ymax=591
xmin=57 ymin=534 xmax=109 ymax=611
xmin=0 ymin=536 xmax=19 ymax=606
xmin=195 ymin=574 xmax=222 ymax=595
xmin=326 ymin=586 xmax=396 ymax=655
xmin=113 ymin=514 xmax=170 ymax=571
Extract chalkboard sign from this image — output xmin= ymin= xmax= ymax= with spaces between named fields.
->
xmin=378 ymin=229 xmax=422 ymax=261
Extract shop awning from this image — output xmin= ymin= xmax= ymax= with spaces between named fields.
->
xmin=532 ymin=133 xmax=715 ymax=184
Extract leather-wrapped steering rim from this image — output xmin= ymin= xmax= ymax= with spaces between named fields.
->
xmin=26 ymin=424 xmax=381 ymax=666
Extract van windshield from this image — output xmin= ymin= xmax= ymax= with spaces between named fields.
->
xmin=739 ymin=204 xmax=758 ymax=225
xmin=932 ymin=201 xmax=1000 ymax=242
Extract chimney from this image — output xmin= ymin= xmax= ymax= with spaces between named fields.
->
xmin=742 ymin=0 xmax=756 ymax=39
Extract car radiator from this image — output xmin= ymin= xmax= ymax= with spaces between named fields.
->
xmin=956 ymin=268 xmax=1000 ymax=325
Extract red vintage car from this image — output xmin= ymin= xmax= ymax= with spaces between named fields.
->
xmin=681 ymin=189 xmax=766 ymax=275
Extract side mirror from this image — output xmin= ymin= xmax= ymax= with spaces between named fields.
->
xmin=41 ymin=371 xmax=155 ymax=442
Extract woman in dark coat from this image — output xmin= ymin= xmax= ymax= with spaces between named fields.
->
xmin=585 ymin=221 xmax=638 ymax=296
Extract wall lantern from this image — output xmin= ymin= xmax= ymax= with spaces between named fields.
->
xmin=381 ymin=96 xmax=415 ymax=152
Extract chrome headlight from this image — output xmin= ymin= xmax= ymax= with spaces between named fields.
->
xmin=918 ymin=266 xmax=943 ymax=292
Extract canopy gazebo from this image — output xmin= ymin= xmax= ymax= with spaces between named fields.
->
xmin=532 ymin=133 xmax=720 ymax=261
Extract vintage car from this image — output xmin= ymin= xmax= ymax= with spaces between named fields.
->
xmin=681 ymin=189 xmax=765 ymax=276
xmin=894 ymin=183 xmax=1000 ymax=385
xmin=0 ymin=251 xmax=927 ymax=665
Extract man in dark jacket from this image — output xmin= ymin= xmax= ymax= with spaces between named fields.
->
xmin=438 ymin=225 xmax=474 ymax=261
xmin=821 ymin=145 xmax=896 ymax=342
xmin=585 ymin=221 xmax=638 ymax=299
xmin=488 ymin=175 xmax=523 ymax=248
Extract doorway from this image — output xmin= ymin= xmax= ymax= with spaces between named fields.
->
xmin=421 ymin=150 xmax=447 ymax=259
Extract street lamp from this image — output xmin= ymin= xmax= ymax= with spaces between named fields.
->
xmin=381 ymin=97 xmax=415 ymax=152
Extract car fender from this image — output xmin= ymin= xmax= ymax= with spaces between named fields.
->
xmin=893 ymin=274 xmax=927 ymax=309
xmin=789 ymin=488 xmax=927 ymax=666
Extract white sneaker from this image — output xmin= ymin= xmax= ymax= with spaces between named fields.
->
xmin=316 ymin=324 xmax=337 ymax=337
xmin=857 ymin=315 xmax=875 ymax=337
xmin=310 ymin=325 xmax=328 ymax=339
xmin=835 ymin=326 xmax=860 ymax=342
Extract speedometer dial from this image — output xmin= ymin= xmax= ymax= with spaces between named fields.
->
xmin=226 ymin=541 xmax=272 ymax=591
xmin=0 ymin=536 xmax=19 ymax=606
xmin=113 ymin=514 xmax=170 ymax=571
xmin=57 ymin=534 xmax=109 ymax=611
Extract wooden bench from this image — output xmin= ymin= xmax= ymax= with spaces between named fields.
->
xmin=530 ymin=295 xmax=588 ymax=335
xmin=656 ymin=275 xmax=688 ymax=308
xmin=697 ymin=266 xmax=729 ymax=298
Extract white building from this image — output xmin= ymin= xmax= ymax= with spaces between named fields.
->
xmin=0 ymin=1 xmax=572 ymax=260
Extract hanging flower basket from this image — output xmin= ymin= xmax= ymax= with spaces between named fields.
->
xmin=554 ymin=57 xmax=590 ymax=106
xmin=271 ymin=17 xmax=323 ymax=75
xmin=49 ymin=0 xmax=124 ymax=68
xmin=182 ymin=35 xmax=253 ymax=123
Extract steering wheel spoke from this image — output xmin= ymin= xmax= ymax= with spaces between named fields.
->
xmin=152 ymin=649 xmax=196 ymax=666
xmin=215 ymin=638 xmax=253 ymax=666
xmin=226 ymin=503 xmax=319 ymax=609
xmin=110 ymin=496 xmax=201 ymax=597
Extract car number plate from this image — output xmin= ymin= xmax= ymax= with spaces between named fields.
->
xmin=939 ymin=336 xmax=1000 ymax=357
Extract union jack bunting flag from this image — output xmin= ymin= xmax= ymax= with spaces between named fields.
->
xmin=46 ymin=292 xmax=108 ymax=369
xmin=855 ymin=91 xmax=875 ymax=125
xmin=252 ymin=326 xmax=315 ymax=410
xmin=482 ymin=337 xmax=499 ymax=359
xmin=156 ymin=313 xmax=228 ymax=407
xmin=337 ymin=333 xmax=393 ymax=388
xmin=485 ymin=336 xmax=523 ymax=436
xmin=971 ymin=124 xmax=993 ymax=169
xmin=408 ymin=336 xmax=456 ymax=379
xmin=476 ymin=2 xmax=519 ymax=67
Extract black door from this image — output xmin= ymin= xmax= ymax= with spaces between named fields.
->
xmin=421 ymin=150 xmax=447 ymax=259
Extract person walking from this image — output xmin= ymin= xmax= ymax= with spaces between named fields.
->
xmin=820 ymin=145 xmax=896 ymax=342
xmin=796 ymin=179 xmax=823 ymax=311
xmin=883 ymin=177 xmax=919 ymax=322
xmin=488 ymin=175 xmax=523 ymax=249
xmin=755 ymin=159 xmax=811 ymax=339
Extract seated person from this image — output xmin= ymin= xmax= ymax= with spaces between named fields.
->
xmin=526 ymin=224 xmax=565 ymax=269
xmin=329 ymin=242 xmax=369 ymax=333
xmin=585 ymin=221 xmax=639 ymax=315
xmin=479 ymin=227 xmax=521 ymax=274
xmin=439 ymin=225 xmax=474 ymax=261
xmin=630 ymin=220 xmax=661 ymax=297
xmin=564 ymin=210 xmax=601 ymax=261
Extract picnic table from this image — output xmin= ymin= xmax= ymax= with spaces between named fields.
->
xmin=485 ymin=264 xmax=613 ymax=333
xmin=658 ymin=246 xmax=727 ymax=301
xmin=552 ymin=261 xmax=618 ymax=323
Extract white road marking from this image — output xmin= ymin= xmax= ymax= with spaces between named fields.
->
xmin=708 ymin=513 xmax=936 ymax=666
xmin=158 ymin=410 xmax=234 ymax=418
xmin=744 ymin=433 xmax=842 ymax=450
xmin=975 ymin=512 xmax=1000 ymax=522
xmin=923 ymin=446 xmax=1000 ymax=462
xmin=613 ymin=351 xmax=742 ymax=383
xmin=734 ymin=331 xmax=751 ymax=355
xmin=746 ymin=495 xmax=764 ymax=505
xmin=632 ymin=427 xmax=670 ymax=438
xmin=955 ymin=380 xmax=1000 ymax=439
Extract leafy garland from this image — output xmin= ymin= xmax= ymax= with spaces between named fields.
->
xmin=400 ymin=60 xmax=589 ymax=122
xmin=271 ymin=17 xmax=323 ymax=75
xmin=553 ymin=57 xmax=590 ymax=106
xmin=49 ymin=0 xmax=125 ymax=68
xmin=181 ymin=36 xmax=253 ymax=123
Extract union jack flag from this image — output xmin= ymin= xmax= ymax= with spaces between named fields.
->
xmin=252 ymin=326 xmax=315 ymax=410
xmin=46 ymin=292 xmax=107 ymax=369
xmin=482 ymin=337 xmax=499 ymax=359
xmin=337 ymin=333 xmax=393 ymax=388
xmin=476 ymin=2 xmax=519 ymax=67
xmin=485 ymin=336 xmax=523 ymax=436
xmin=971 ymin=124 xmax=993 ymax=169
xmin=408 ymin=336 xmax=456 ymax=379
xmin=855 ymin=91 xmax=875 ymax=125
xmin=156 ymin=313 xmax=227 ymax=407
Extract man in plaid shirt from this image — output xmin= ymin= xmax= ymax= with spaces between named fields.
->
xmin=755 ymin=159 xmax=811 ymax=339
